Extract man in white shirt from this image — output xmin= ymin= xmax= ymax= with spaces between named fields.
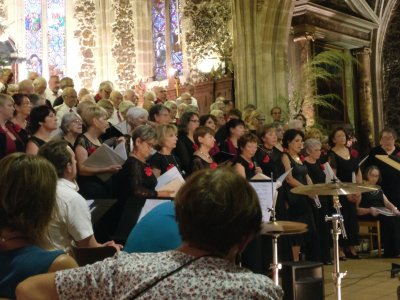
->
xmin=38 ymin=140 xmax=120 ymax=252
xmin=176 ymin=83 xmax=198 ymax=107
xmin=54 ymin=87 xmax=77 ymax=125
xmin=108 ymin=90 xmax=123 ymax=125
xmin=45 ymin=75 xmax=61 ymax=106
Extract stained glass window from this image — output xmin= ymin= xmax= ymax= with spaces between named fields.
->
xmin=25 ymin=0 xmax=43 ymax=75
xmin=169 ymin=0 xmax=183 ymax=75
xmin=152 ymin=0 xmax=167 ymax=81
xmin=152 ymin=0 xmax=183 ymax=81
xmin=24 ymin=0 xmax=66 ymax=77
xmin=47 ymin=0 xmax=66 ymax=77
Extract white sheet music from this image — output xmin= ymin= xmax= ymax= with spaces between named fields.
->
xmin=250 ymin=181 xmax=276 ymax=222
xmin=155 ymin=166 xmax=185 ymax=197
xmin=138 ymin=199 xmax=171 ymax=222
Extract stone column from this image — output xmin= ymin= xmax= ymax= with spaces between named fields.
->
xmin=354 ymin=47 xmax=374 ymax=151
xmin=292 ymin=32 xmax=315 ymax=126
xmin=133 ymin=0 xmax=153 ymax=81
xmin=231 ymin=0 xmax=295 ymax=113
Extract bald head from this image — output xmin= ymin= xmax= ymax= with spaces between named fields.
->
xmin=62 ymin=87 xmax=78 ymax=108
xmin=18 ymin=80 xmax=34 ymax=94
xmin=33 ymin=77 xmax=47 ymax=95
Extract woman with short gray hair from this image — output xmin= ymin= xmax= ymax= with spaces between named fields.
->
xmin=303 ymin=138 xmax=332 ymax=264
xmin=125 ymin=107 xmax=149 ymax=134
xmin=59 ymin=112 xmax=83 ymax=149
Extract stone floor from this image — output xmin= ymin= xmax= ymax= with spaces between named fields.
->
xmin=323 ymin=256 xmax=400 ymax=300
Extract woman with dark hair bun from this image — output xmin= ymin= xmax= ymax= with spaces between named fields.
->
xmin=173 ymin=111 xmax=200 ymax=176
xmin=281 ymin=129 xmax=318 ymax=262
xmin=219 ymin=118 xmax=246 ymax=157
xmin=11 ymin=93 xmax=31 ymax=146
xmin=25 ymin=105 xmax=58 ymax=155
xmin=327 ymin=127 xmax=362 ymax=260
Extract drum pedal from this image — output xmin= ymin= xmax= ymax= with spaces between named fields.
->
xmin=390 ymin=262 xmax=400 ymax=278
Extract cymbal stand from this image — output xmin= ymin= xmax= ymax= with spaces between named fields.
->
xmin=325 ymin=195 xmax=347 ymax=300
xmin=268 ymin=208 xmax=282 ymax=286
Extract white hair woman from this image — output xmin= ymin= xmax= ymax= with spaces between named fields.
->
xmin=59 ymin=112 xmax=83 ymax=149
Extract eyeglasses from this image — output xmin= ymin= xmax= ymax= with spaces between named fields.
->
xmin=71 ymin=119 xmax=82 ymax=125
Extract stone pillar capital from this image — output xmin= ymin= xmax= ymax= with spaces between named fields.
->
xmin=353 ymin=47 xmax=372 ymax=56
xmin=293 ymin=32 xmax=315 ymax=43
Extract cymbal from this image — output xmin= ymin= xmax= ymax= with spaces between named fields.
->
xmin=261 ymin=221 xmax=308 ymax=236
xmin=291 ymin=182 xmax=379 ymax=196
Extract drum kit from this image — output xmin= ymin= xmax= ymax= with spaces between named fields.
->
xmin=262 ymin=181 xmax=379 ymax=300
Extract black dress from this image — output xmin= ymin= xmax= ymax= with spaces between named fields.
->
xmin=233 ymin=155 xmax=256 ymax=180
xmin=365 ymin=146 xmax=400 ymax=208
xmin=254 ymin=145 xmax=284 ymax=179
xmin=148 ymin=152 xmax=183 ymax=176
xmin=359 ymin=190 xmax=400 ymax=257
xmin=113 ymin=156 xmax=158 ymax=242
xmin=192 ymin=155 xmax=218 ymax=172
xmin=75 ymin=135 xmax=114 ymax=199
xmin=173 ymin=132 xmax=195 ymax=176
xmin=282 ymin=153 xmax=318 ymax=261
xmin=328 ymin=149 xmax=359 ymax=247
xmin=304 ymin=159 xmax=332 ymax=263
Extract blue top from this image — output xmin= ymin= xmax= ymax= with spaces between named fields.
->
xmin=124 ymin=201 xmax=182 ymax=253
xmin=0 ymin=245 xmax=64 ymax=299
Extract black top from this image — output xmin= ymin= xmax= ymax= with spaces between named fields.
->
xmin=328 ymin=148 xmax=359 ymax=182
xmin=365 ymin=145 xmax=400 ymax=207
xmin=215 ymin=125 xmax=228 ymax=145
xmin=118 ymin=156 xmax=158 ymax=200
xmin=254 ymin=145 xmax=284 ymax=179
xmin=0 ymin=122 xmax=26 ymax=159
xmin=233 ymin=155 xmax=256 ymax=180
xmin=359 ymin=190 xmax=385 ymax=209
xmin=173 ymin=132 xmax=195 ymax=176
xmin=304 ymin=159 xmax=326 ymax=184
xmin=148 ymin=152 xmax=183 ymax=176
xmin=192 ymin=155 xmax=217 ymax=172
xmin=28 ymin=135 xmax=46 ymax=148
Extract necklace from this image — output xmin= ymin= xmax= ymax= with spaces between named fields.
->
xmin=199 ymin=150 xmax=211 ymax=159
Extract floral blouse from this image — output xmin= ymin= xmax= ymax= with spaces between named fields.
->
xmin=55 ymin=251 xmax=282 ymax=299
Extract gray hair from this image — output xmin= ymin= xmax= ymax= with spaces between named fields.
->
xmin=132 ymin=125 xmax=156 ymax=145
xmin=60 ymin=112 xmax=82 ymax=134
xmin=126 ymin=107 xmax=148 ymax=122
xmin=303 ymin=138 xmax=322 ymax=152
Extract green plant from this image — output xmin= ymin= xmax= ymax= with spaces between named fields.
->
xmin=285 ymin=49 xmax=354 ymax=123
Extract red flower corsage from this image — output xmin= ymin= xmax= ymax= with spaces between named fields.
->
xmin=320 ymin=163 xmax=325 ymax=171
xmin=396 ymin=152 xmax=400 ymax=157
xmin=300 ymin=155 xmax=305 ymax=162
xmin=166 ymin=163 xmax=175 ymax=171
xmin=351 ymin=149 xmax=359 ymax=158
xmin=210 ymin=162 xmax=218 ymax=170
xmin=87 ymin=146 xmax=97 ymax=155
xmin=12 ymin=123 xmax=21 ymax=133
xmin=263 ymin=155 xmax=270 ymax=163
xmin=144 ymin=166 xmax=153 ymax=176
xmin=248 ymin=162 xmax=254 ymax=169
xmin=192 ymin=143 xmax=199 ymax=151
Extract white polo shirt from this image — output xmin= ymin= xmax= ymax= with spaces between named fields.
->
xmin=46 ymin=178 xmax=94 ymax=252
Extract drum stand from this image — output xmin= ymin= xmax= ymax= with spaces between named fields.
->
xmin=268 ymin=209 xmax=282 ymax=286
xmin=325 ymin=195 xmax=347 ymax=300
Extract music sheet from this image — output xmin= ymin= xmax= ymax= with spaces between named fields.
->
xmin=250 ymin=181 xmax=276 ymax=222
xmin=138 ymin=199 xmax=171 ymax=222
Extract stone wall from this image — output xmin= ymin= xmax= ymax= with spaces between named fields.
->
xmin=382 ymin=3 xmax=400 ymax=133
